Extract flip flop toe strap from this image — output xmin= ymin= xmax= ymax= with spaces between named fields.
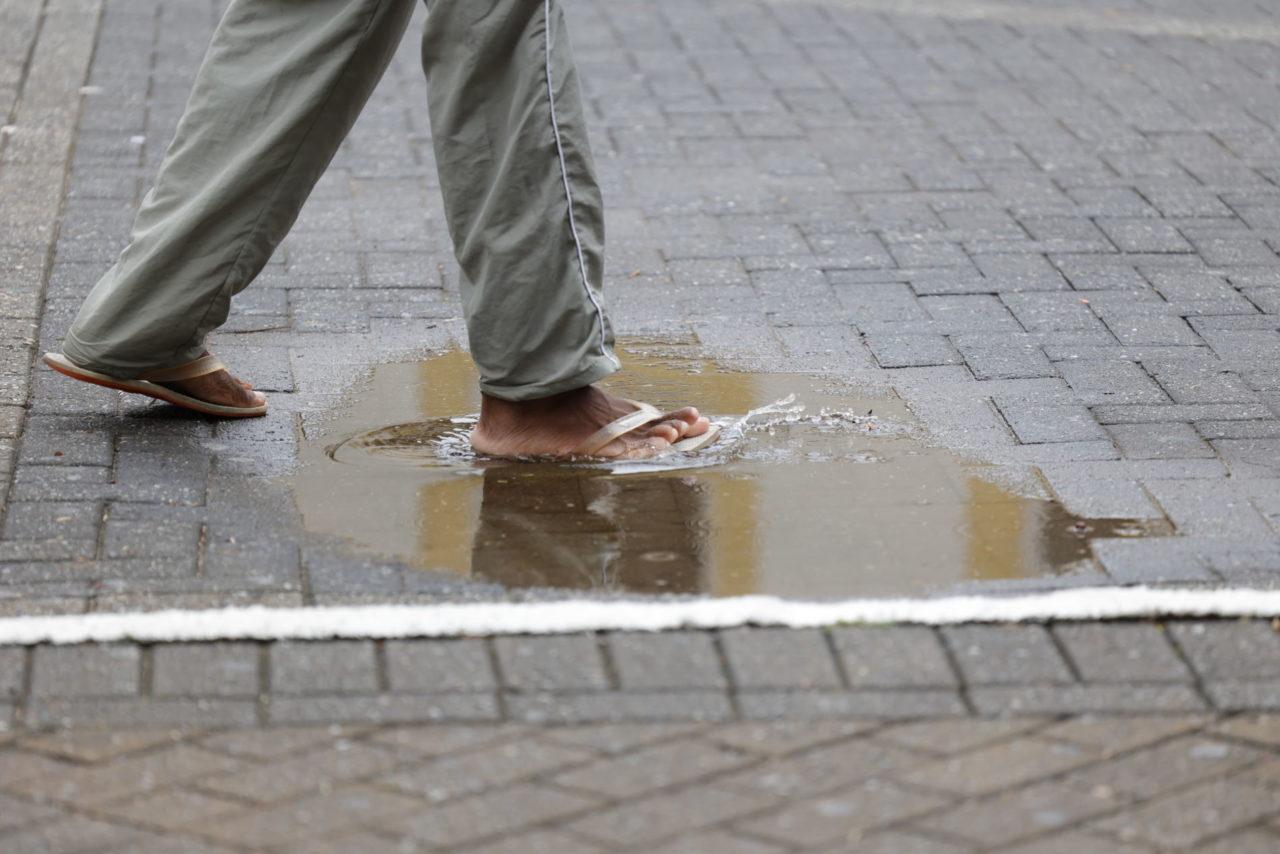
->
xmin=574 ymin=401 xmax=663 ymax=456
xmin=137 ymin=354 xmax=226 ymax=383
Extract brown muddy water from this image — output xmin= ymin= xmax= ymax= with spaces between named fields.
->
xmin=293 ymin=343 xmax=1163 ymax=598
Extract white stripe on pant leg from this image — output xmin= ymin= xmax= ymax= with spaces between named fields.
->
xmin=544 ymin=0 xmax=619 ymax=369
xmin=2 ymin=587 xmax=1280 ymax=644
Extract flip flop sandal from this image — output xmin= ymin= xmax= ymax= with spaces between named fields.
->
xmin=574 ymin=400 xmax=721 ymax=458
xmin=671 ymin=423 xmax=721 ymax=453
xmin=43 ymin=352 xmax=268 ymax=418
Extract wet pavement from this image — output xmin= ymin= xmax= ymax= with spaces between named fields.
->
xmin=6 ymin=0 xmax=1280 ymax=610
xmin=298 ymin=343 xmax=1164 ymax=598
xmin=7 ymin=0 xmax=1280 ymax=849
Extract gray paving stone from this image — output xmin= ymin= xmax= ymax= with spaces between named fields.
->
xmin=103 ymin=518 xmax=201 ymax=560
xmin=668 ymin=258 xmax=749 ymax=288
xmin=153 ymin=643 xmax=259 ymax=698
xmin=1148 ymin=271 xmax=1246 ymax=303
xmin=0 ymin=406 xmax=22 ymax=440
xmin=1001 ymin=292 xmax=1102 ymax=333
xmin=508 ymin=691 xmax=732 ymax=724
xmin=832 ymin=281 xmax=928 ymax=323
xmin=737 ymin=690 xmax=966 ymax=720
xmin=1053 ymin=624 xmax=1192 ymax=683
xmin=1198 ymin=538 xmax=1280 ymax=582
xmin=1147 ymin=359 xmax=1260 ymax=405
xmin=942 ymin=626 xmax=1073 ymax=685
xmin=1091 ymin=777 xmax=1280 ymax=849
xmin=202 ymin=537 xmax=299 ymax=588
xmin=1055 ymin=360 xmax=1169 ymax=405
xmin=31 ymin=645 xmax=138 ymax=698
xmin=494 ymin=635 xmax=609 ymax=692
xmin=1021 ymin=216 xmax=1113 ymax=253
xmin=720 ymin=628 xmax=842 ymax=690
xmin=1103 ymin=314 xmax=1202 ymax=347
xmin=1106 ymin=422 xmax=1214 ymax=459
xmin=1054 ymin=256 xmax=1147 ymax=291
xmin=829 ymin=627 xmax=956 ymax=689
xmin=1197 ymin=419 xmax=1280 ymax=440
xmin=0 ymin=500 xmax=101 ymax=541
xmin=11 ymin=465 xmax=114 ymax=502
xmin=271 ymin=641 xmax=378 ymax=695
xmin=384 ymin=639 xmax=497 ymax=692
xmin=1091 ymin=538 xmax=1215 ymax=583
xmin=968 ymin=684 xmax=1205 ymax=715
xmin=973 ymin=254 xmax=1068 ymax=291
xmin=1096 ymin=403 xmax=1275 ymax=423
xmin=865 ymin=334 xmax=961 ymax=368
xmin=1200 ymin=329 xmax=1280 ymax=370
xmin=919 ymin=294 xmax=1019 ymax=330
xmin=609 ymin=632 xmax=727 ymax=691
xmin=0 ymin=647 xmax=24 ymax=699
xmin=995 ymin=399 xmax=1107 ymax=444
xmin=915 ymin=778 xmax=1120 ymax=848
xmin=909 ymin=269 xmax=989 ymax=296
xmin=267 ymin=693 xmax=499 ymax=725
xmin=1067 ymin=188 xmax=1157 ymax=218
xmin=1144 ymin=479 xmax=1273 ymax=537
xmin=888 ymin=241 xmax=970 ymax=268
xmin=17 ymin=421 xmax=114 ymax=466
xmin=26 ymin=697 xmax=258 ymax=730
xmin=1096 ymin=218 xmax=1192 ymax=254
xmin=952 ymin=336 xmax=1054 ymax=380
xmin=1029 ymin=457 xmax=1215 ymax=487
xmin=1167 ymin=622 xmax=1280 ymax=681
xmin=1202 ymin=681 xmax=1280 ymax=711
xmin=1213 ymin=438 xmax=1280 ymax=478
xmin=1190 ymin=235 xmax=1277 ymax=267
xmin=1044 ymin=474 xmax=1161 ymax=519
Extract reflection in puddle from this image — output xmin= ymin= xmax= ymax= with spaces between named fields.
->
xmin=293 ymin=344 xmax=1165 ymax=598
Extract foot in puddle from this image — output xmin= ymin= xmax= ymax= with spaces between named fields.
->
xmin=160 ymin=364 xmax=265 ymax=409
xmin=471 ymin=385 xmax=711 ymax=459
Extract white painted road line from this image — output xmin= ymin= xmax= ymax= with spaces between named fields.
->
xmin=0 ymin=587 xmax=1278 ymax=645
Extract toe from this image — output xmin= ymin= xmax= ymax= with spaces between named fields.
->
xmin=667 ymin=414 xmax=709 ymax=438
xmin=649 ymin=418 xmax=693 ymax=443
xmin=660 ymin=407 xmax=709 ymax=437
xmin=663 ymin=406 xmax=701 ymax=425
xmin=647 ymin=422 xmax=680 ymax=443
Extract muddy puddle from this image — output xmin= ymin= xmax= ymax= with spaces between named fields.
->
xmin=293 ymin=343 xmax=1164 ymax=598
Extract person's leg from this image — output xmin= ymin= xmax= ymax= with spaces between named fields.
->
xmin=422 ymin=0 xmax=708 ymax=457
xmin=59 ymin=0 xmax=418 ymax=406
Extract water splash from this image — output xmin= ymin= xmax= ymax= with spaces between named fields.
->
xmin=331 ymin=394 xmax=909 ymax=474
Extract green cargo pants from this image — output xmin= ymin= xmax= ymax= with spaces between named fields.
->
xmin=62 ymin=0 xmax=619 ymax=401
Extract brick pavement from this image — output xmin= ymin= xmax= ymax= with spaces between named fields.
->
xmin=4 ymin=0 xmax=1280 ymax=608
xmin=7 ymin=1 xmax=1280 ymax=848
xmin=3 ymin=707 xmax=1280 ymax=851
xmin=0 ymin=620 xmax=1276 ymax=850
xmin=7 ymin=620 xmax=1280 ymax=732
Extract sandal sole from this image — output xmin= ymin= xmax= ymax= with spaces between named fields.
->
xmin=44 ymin=353 xmax=267 ymax=418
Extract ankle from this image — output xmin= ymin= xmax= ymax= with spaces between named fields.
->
xmin=479 ymin=386 xmax=593 ymax=428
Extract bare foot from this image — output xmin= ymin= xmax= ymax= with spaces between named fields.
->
xmin=470 ymin=385 xmax=711 ymax=459
xmin=156 ymin=358 xmax=265 ymax=409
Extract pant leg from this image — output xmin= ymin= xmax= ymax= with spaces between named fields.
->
xmin=423 ymin=0 xmax=619 ymax=401
xmin=62 ymin=0 xmax=417 ymax=378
